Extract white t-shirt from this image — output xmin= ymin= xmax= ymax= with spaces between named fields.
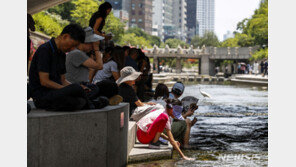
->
xmin=137 ymin=108 xmax=172 ymax=133
xmin=92 ymin=60 xmax=118 ymax=84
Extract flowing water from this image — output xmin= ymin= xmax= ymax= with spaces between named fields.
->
xmin=129 ymin=84 xmax=268 ymax=167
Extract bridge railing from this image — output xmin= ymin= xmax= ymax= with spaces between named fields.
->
xmin=146 ymin=45 xmax=259 ymax=60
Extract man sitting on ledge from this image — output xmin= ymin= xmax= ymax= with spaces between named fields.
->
xmin=28 ymin=24 xmax=104 ymax=111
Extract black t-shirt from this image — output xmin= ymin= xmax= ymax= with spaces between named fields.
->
xmin=89 ymin=11 xmax=105 ymax=33
xmin=29 ymin=38 xmax=66 ymax=99
xmin=118 ymin=83 xmax=139 ymax=115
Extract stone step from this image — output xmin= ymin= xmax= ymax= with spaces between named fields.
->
xmin=128 ymin=141 xmax=173 ymax=163
xmin=235 ymin=76 xmax=268 ymax=82
xmin=230 ymin=78 xmax=268 ymax=85
xmin=152 ymin=77 xmax=172 ymax=83
xmin=128 ymin=121 xmax=137 ymax=156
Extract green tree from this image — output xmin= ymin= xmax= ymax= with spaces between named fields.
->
xmin=191 ymin=31 xmax=220 ymax=48
xmin=220 ymin=38 xmax=239 ymax=47
xmin=103 ymin=13 xmax=125 ymax=43
xmin=149 ymin=36 xmax=161 ymax=47
xmin=236 ymin=33 xmax=255 ymax=47
xmin=47 ymin=1 xmax=75 ymax=22
xmin=236 ymin=18 xmax=249 ymax=34
xmin=165 ymin=38 xmax=189 ymax=48
xmin=236 ymin=0 xmax=268 ymax=47
xmin=245 ymin=1 xmax=268 ymax=47
xmin=118 ymin=33 xmax=152 ymax=48
xmin=126 ymin=27 xmax=148 ymax=38
xmin=70 ymin=0 xmax=99 ymax=27
xmin=125 ymin=27 xmax=161 ymax=46
xmin=250 ymin=48 xmax=268 ymax=61
xmin=33 ymin=11 xmax=66 ymax=37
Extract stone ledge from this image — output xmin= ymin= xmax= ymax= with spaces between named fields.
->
xmin=128 ymin=142 xmax=173 ymax=163
xmin=28 ymin=101 xmax=128 ymax=118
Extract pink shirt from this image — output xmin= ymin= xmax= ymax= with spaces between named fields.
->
xmin=137 ymin=109 xmax=172 ymax=133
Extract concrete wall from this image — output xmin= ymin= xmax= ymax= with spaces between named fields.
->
xmin=28 ymin=103 xmax=129 ymax=167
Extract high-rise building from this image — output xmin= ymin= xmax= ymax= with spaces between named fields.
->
xmin=196 ymin=0 xmax=215 ymax=37
xmin=106 ymin=0 xmax=131 ymax=29
xmin=113 ymin=10 xmax=129 ymax=30
xmin=186 ymin=0 xmax=198 ymax=40
xmin=129 ymin=0 xmax=153 ymax=35
xmin=152 ymin=0 xmax=173 ymax=41
xmin=172 ymin=0 xmax=187 ymax=41
xmin=106 ymin=0 xmax=130 ymax=11
xmin=223 ymin=31 xmax=234 ymax=41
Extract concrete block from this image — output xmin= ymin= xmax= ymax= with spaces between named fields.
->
xmin=196 ymin=77 xmax=202 ymax=82
xmin=28 ymin=103 xmax=129 ymax=167
xmin=188 ymin=76 xmax=195 ymax=82
xmin=107 ymin=104 xmax=129 ymax=167
xmin=218 ymin=77 xmax=225 ymax=82
xmin=211 ymin=77 xmax=218 ymax=82
xmin=203 ymin=77 xmax=210 ymax=82
xmin=27 ymin=118 xmax=39 ymax=167
xmin=38 ymin=112 xmax=107 ymax=167
xmin=128 ymin=121 xmax=137 ymax=155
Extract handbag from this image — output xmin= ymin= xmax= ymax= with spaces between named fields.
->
xmin=131 ymin=104 xmax=164 ymax=122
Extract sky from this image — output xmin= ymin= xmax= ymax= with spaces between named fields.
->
xmin=215 ymin=0 xmax=261 ymax=41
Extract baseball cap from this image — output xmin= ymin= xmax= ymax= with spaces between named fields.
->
xmin=172 ymin=82 xmax=185 ymax=96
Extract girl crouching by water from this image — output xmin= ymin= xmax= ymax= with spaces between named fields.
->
xmin=136 ymin=99 xmax=194 ymax=161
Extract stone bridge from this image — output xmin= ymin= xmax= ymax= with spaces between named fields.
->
xmin=145 ymin=45 xmax=259 ymax=76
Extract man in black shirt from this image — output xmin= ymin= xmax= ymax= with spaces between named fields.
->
xmin=29 ymin=24 xmax=93 ymax=111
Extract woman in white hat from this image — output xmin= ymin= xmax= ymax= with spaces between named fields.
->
xmin=117 ymin=66 xmax=155 ymax=117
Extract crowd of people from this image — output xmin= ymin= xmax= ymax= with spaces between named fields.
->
xmin=27 ymin=2 xmax=196 ymax=161
xmin=216 ymin=59 xmax=268 ymax=77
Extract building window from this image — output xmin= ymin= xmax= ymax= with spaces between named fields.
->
xmin=139 ymin=11 xmax=143 ymax=15
xmin=138 ymin=19 xmax=143 ymax=23
xmin=132 ymin=11 xmax=135 ymax=15
xmin=132 ymin=3 xmax=135 ymax=10
xmin=131 ymin=18 xmax=136 ymax=23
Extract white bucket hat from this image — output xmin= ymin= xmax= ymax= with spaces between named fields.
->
xmin=116 ymin=66 xmax=142 ymax=85
xmin=84 ymin=27 xmax=104 ymax=43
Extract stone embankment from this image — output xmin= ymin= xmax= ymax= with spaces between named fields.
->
xmin=152 ymin=73 xmax=268 ymax=89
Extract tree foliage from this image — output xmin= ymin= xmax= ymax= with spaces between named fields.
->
xmin=220 ymin=38 xmax=239 ymax=47
xmin=103 ymin=12 xmax=125 ymax=43
xmin=191 ymin=31 xmax=220 ymax=48
xmin=47 ymin=1 xmax=75 ymax=22
xmin=125 ymin=27 xmax=161 ymax=46
xmin=118 ymin=33 xmax=152 ymax=48
xmin=249 ymin=48 xmax=268 ymax=61
xmin=223 ymin=0 xmax=268 ymax=60
xmin=33 ymin=11 xmax=68 ymax=37
xmin=70 ymin=0 xmax=99 ymax=27
xmin=165 ymin=38 xmax=189 ymax=48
